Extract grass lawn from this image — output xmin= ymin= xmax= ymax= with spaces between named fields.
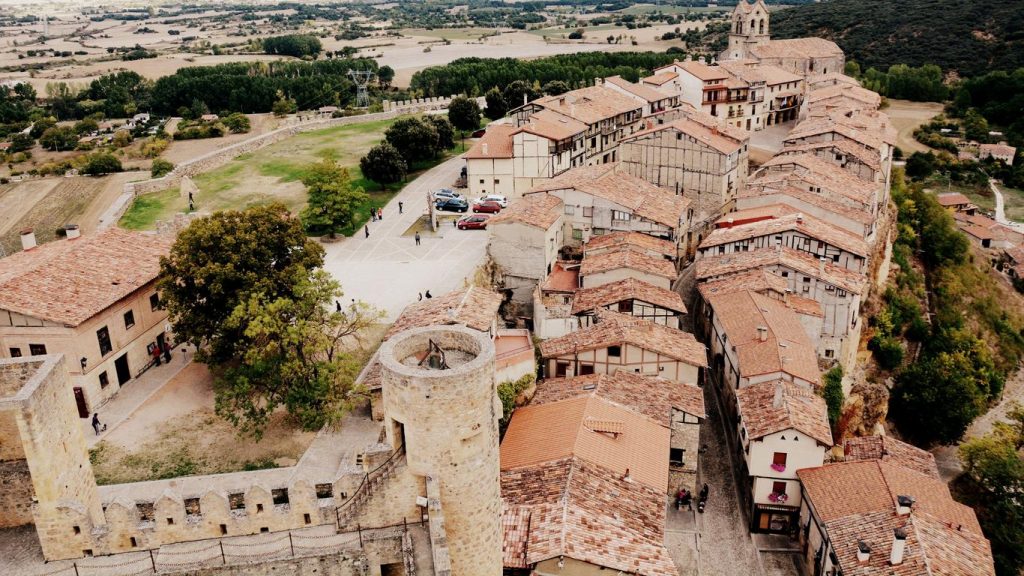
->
xmin=925 ymin=178 xmax=994 ymax=212
xmin=1000 ymin=185 xmax=1024 ymax=222
xmin=121 ymin=117 xmax=471 ymax=237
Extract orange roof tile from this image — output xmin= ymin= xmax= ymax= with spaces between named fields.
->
xmin=641 ymin=71 xmax=678 ymax=86
xmin=755 ymin=155 xmax=879 ymax=208
xmin=580 ymin=248 xmax=678 ymax=280
xmin=843 ymin=436 xmax=939 ymax=479
xmin=751 ymin=37 xmax=843 ymax=60
xmin=571 ymin=277 xmax=686 ymax=316
xmin=696 ymin=245 xmax=868 ymax=294
xmin=936 ymin=192 xmax=972 ymax=207
xmin=500 ymin=395 xmax=669 ymax=491
xmin=626 ymin=116 xmax=745 ymax=155
xmin=539 ymin=312 xmax=706 ymax=367
xmin=738 ymin=181 xmax=874 ymax=226
xmin=0 ymin=228 xmax=171 ymax=326
xmin=540 ymin=261 xmax=580 ymax=293
xmin=676 ymin=60 xmax=729 ymax=81
xmin=463 ymin=124 xmax=516 ymax=159
xmin=736 ymin=380 xmax=831 ymax=445
xmin=520 ymin=108 xmax=587 ymax=141
xmin=532 ymin=85 xmax=642 ymax=126
xmin=583 ymin=230 xmax=676 ymax=258
xmin=488 ymin=193 xmax=563 ymax=229
xmin=386 ymin=287 xmax=501 ymax=338
xmin=532 ymin=372 xmax=704 ymax=423
xmin=526 ymin=164 xmax=688 ymax=228
xmin=701 ymin=210 xmax=870 ymax=257
xmin=781 ymin=138 xmax=881 ymax=171
xmin=604 ymin=75 xmax=674 ymax=103
xmin=705 ymin=291 xmax=821 ymax=384
xmin=697 ymin=268 xmax=789 ymax=300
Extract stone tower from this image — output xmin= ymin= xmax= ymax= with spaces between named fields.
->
xmin=0 ymin=356 xmax=104 ymax=560
xmin=379 ymin=326 xmax=503 ymax=576
xmin=725 ymin=0 xmax=771 ymax=60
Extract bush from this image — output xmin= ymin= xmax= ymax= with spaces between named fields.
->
xmin=82 ymin=152 xmax=123 ymax=175
xmin=820 ymin=365 xmax=844 ymax=427
xmin=221 ymin=112 xmax=251 ymax=134
xmin=869 ymin=334 xmax=905 ymax=369
xmin=151 ymin=158 xmax=174 ymax=178
xmin=497 ymin=374 xmax=535 ymax=431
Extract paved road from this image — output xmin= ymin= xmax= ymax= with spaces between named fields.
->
xmin=990 ymin=179 xmax=1024 ymax=233
xmin=321 ymin=155 xmax=488 ymax=322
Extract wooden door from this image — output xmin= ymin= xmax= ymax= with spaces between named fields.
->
xmin=72 ymin=387 xmax=89 ymax=418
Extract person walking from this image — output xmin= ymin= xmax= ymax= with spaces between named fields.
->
xmin=92 ymin=413 xmax=102 ymax=435
xmin=398 ymin=201 xmax=404 ymax=214
xmin=162 ymin=341 xmax=172 ymax=363
xmin=364 ymin=225 xmax=370 ymax=238
xmin=336 ymin=300 xmax=342 ymax=312
xmin=425 ymin=290 xmax=432 ymax=299
xmin=415 ymin=232 xmax=421 ymax=246
xmin=377 ymin=207 xmax=383 ymax=221
xmin=418 ymin=292 xmax=423 ymax=301
xmin=151 ymin=343 xmax=162 ymax=366
xmin=371 ymin=210 xmax=377 ymax=222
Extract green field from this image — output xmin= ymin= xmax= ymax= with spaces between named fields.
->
xmin=615 ymin=4 xmax=727 ymax=15
xmin=120 ymin=117 xmax=469 ymax=236
xmin=401 ymin=27 xmax=498 ymax=41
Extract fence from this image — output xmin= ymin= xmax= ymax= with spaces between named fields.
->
xmin=34 ymin=520 xmax=422 ymax=576
xmin=335 ymin=443 xmax=405 ymax=529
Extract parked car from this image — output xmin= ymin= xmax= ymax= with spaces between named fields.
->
xmin=435 ymin=197 xmax=469 ymax=212
xmin=473 ymin=200 xmax=502 ymax=213
xmin=471 ymin=129 xmax=486 ymax=138
xmin=433 ymin=188 xmax=462 ymax=201
xmin=473 ymin=194 xmax=508 ymax=208
xmin=457 ymin=215 xmax=489 ymax=230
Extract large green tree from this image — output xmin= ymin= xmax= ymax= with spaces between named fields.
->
xmin=447 ymin=96 xmax=481 ymax=133
xmin=157 ymin=204 xmax=325 ymax=365
xmin=299 ymin=160 xmax=369 ymax=238
xmin=360 ymin=142 xmax=407 ymax=191
xmin=39 ymin=126 xmax=77 ymax=151
xmin=890 ymin=350 xmax=988 ymax=445
xmin=385 ymin=117 xmax=440 ymax=162
xmin=484 ymin=88 xmax=507 ymax=120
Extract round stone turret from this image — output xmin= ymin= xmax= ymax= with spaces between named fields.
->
xmin=379 ymin=325 xmax=503 ymax=575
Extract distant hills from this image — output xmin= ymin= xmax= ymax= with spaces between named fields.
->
xmin=770 ymin=0 xmax=1024 ymax=78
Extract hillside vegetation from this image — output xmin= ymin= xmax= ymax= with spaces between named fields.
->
xmin=771 ymin=0 xmax=1024 ymax=77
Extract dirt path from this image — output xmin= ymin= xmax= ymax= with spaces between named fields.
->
xmin=80 ymin=172 xmax=143 ymax=232
xmin=884 ymin=99 xmax=944 ymax=154
xmin=0 ymin=179 xmax=60 ymax=238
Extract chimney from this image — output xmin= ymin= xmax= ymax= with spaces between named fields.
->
xmin=482 ymin=143 xmax=489 ymax=156
xmin=699 ymin=56 xmax=706 ymax=64
xmin=796 ymin=212 xmax=804 ymax=224
xmin=818 ymin=257 xmax=827 ymax=275
xmin=772 ymin=382 xmax=784 ymax=407
xmin=757 ymin=325 xmax=768 ymax=342
xmin=896 ymin=495 xmax=914 ymax=516
xmin=857 ymin=541 xmax=871 ymax=564
xmin=622 ymin=468 xmax=632 ymax=482
xmin=890 ymin=528 xmax=907 ymax=566
xmin=19 ymin=228 xmax=36 ymax=251
xmin=559 ymin=96 xmax=566 ymax=106
xmin=64 ymin=224 xmax=81 ymax=240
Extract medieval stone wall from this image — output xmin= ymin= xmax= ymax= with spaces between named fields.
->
xmin=0 ymin=459 xmax=33 ymax=528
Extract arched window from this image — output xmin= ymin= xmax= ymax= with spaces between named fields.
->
xmin=750 ymin=19 xmax=756 ymax=33
xmin=735 ymin=19 xmax=743 ymax=34
xmin=759 ymin=19 xmax=765 ymax=34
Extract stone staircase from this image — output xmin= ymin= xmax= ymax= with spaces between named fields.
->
xmin=335 ymin=444 xmax=405 ymax=531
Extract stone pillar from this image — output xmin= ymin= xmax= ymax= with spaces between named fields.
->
xmin=378 ymin=327 xmax=502 ymax=576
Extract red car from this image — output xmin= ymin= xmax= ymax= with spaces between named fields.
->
xmin=457 ymin=215 xmax=489 ymax=230
xmin=473 ymin=200 xmax=502 ymax=214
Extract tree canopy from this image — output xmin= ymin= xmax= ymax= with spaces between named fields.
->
xmin=299 ymin=160 xmax=369 ymax=238
xmin=447 ymin=96 xmax=481 ymax=133
xmin=359 ymin=142 xmax=407 ymax=191
xmin=262 ymin=34 xmax=322 ymax=58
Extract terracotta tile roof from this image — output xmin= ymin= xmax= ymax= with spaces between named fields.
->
xmin=0 ymin=228 xmax=171 ymax=326
xmin=936 ymin=192 xmax=973 ymax=207
xmin=806 ymin=73 xmax=861 ymax=90
xmin=717 ymin=60 xmax=766 ymax=85
xmin=626 ymin=116 xmax=745 ymax=155
xmin=844 ymin=436 xmax=940 ymax=479
xmin=580 ymin=248 xmax=678 ymax=280
xmin=604 ymin=75 xmax=674 ymax=103
xmin=756 ymin=154 xmax=878 ymax=207
xmin=676 ymin=60 xmax=729 ymax=82
xmin=532 ymin=372 xmax=704 ymax=424
xmin=386 ymin=287 xmax=502 ymax=338
xmin=533 ymin=85 xmax=642 ymax=126
xmin=679 ymin=105 xmax=750 ymax=143
xmin=1005 ymin=245 xmax=1024 ymax=264
xmin=979 ymin=143 xmax=1016 ymax=158
xmin=526 ymin=164 xmax=688 ymax=228
xmin=807 ymin=84 xmax=881 ymax=107
xmin=697 ymin=268 xmax=788 ymax=300
xmin=541 ymin=261 xmax=580 ymax=293
xmin=705 ymin=291 xmax=821 ymax=385
xmin=797 ymin=459 xmax=994 ymax=575
xmin=488 ymin=193 xmax=563 ymax=229
xmin=960 ymin=222 xmax=996 ymax=241
xmin=520 ymin=108 xmax=588 ymax=141
xmin=464 ymin=124 xmax=516 ymax=159
xmin=739 ymin=182 xmax=874 ymax=226
xmin=571 ymin=277 xmax=686 ymax=316
xmin=785 ymin=294 xmax=824 ymax=318
xmin=757 ymin=63 xmax=805 ymax=86
xmin=539 ymin=312 xmax=707 ymax=367
xmin=641 ymin=71 xmax=678 ymax=86
xmin=781 ymin=138 xmax=881 ymax=171
xmin=718 ymin=203 xmax=800 ymax=225
xmin=501 ymin=457 xmax=677 ymax=576
xmin=786 ymin=115 xmax=886 ymax=153
xmin=696 ymin=246 xmax=868 ymax=294
xmin=736 ymin=380 xmax=832 ymax=445
xmin=583 ymin=230 xmax=676 ymax=258
xmin=501 ymin=395 xmax=669 ymax=491
xmin=701 ymin=210 xmax=870 ymax=257
xmin=751 ymin=37 xmax=844 ymax=60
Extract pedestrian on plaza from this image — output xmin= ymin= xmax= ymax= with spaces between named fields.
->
xmin=425 ymin=290 xmax=432 ymax=299
xmin=415 ymin=232 xmax=421 ymax=245
xmin=398 ymin=201 xmax=404 ymax=214
xmin=336 ymin=300 xmax=342 ymax=312
xmin=92 ymin=413 xmax=103 ymax=435
xmin=378 ymin=207 xmax=383 ymax=220
xmin=371 ymin=210 xmax=377 ymax=222
xmin=151 ymin=343 xmax=162 ymax=366
xmin=188 ymin=191 xmax=194 ymax=204
xmin=365 ymin=225 xmax=370 ymax=238
xmin=162 ymin=341 xmax=172 ymax=363
xmin=188 ymin=198 xmax=195 ymax=212
xmin=418 ymin=292 xmax=423 ymax=301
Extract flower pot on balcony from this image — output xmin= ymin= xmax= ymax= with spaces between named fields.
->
xmin=770 ymin=463 xmax=786 ymax=472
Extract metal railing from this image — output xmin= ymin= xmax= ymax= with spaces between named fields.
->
xmin=335 ymin=442 xmax=406 ymax=530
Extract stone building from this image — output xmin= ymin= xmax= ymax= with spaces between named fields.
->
xmin=486 ymin=193 xmax=565 ymax=305
xmin=756 ymin=153 xmax=882 ymax=217
xmin=531 ymin=261 xmax=581 ymax=340
xmin=599 ymin=75 xmax=680 ymax=117
xmin=572 ymin=277 xmax=687 ymax=330
xmin=736 ymin=380 xmax=831 ymax=534
xmin=522 ymin=163 xmax=690 ymax=255
xmin=0 ymin=228 xmax=172 ymax=416
xmin=797 ymin=443 xmax=995 ymax=575
xmin=539 ymin=309 xmax=706 ymax=383
xmin=378 ymin=325 xmax=504 ymax=575
xmin=579 ymin=247 xmax=678 ymax=290
xmin=720 ymin=0 xmax=844 ymax=77
xmin=736 ymin=181 xmax=876 ymax=241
